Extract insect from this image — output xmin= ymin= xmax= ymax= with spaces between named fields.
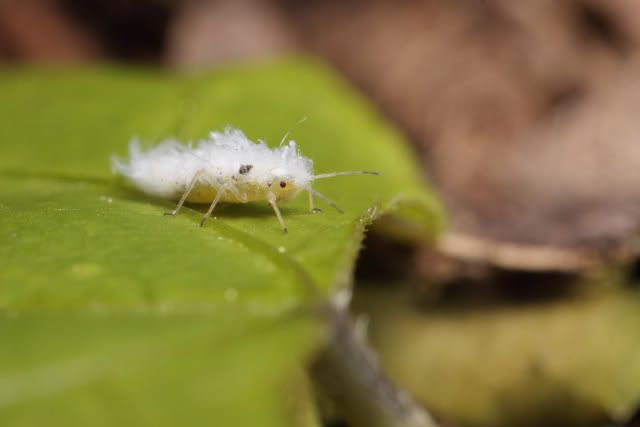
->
xmin=112 ymin=126 xmax=379 ymax=232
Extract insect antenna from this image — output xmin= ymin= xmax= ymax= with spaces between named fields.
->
xmin=306 ymin=187 xmax=344 ymax=214
xmin=313 ymin=170 xmax=380 ymax=180
xmin=279 ymin=117 xmax=308 ymax=146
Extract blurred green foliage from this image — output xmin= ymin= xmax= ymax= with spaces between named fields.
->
xmin=355 ymin=278 xmax=640 ymax=427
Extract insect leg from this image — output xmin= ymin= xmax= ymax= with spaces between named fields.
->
xmin=200 ymin=185 xmax=226 ymax=227
xmin=308 ymin=189 xmax=322 ymax=213
xmin=226 ymin=183 xmax=247 ymax=202
xmin=306 ymin=187 xmax=343 ymax=214
xmin=164 ymin=169 xmax=206 ymax=217
xmin=267 ymin=192 xmax=288 ymax=233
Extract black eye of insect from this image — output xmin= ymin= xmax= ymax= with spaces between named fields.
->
xmin=238 ymin=164 xmax=253 ymax=175
xmin=279 ymin=181 xmax=287 ymax=188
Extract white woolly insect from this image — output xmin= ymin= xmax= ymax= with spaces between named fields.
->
xmin=111 ymin=126 xmax=379 ymax=232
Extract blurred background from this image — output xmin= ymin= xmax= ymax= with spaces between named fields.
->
xmin=3 ymin=1 xmax=640 ymax=426
xmin=4 ymin=0 xmax=640 ymax=269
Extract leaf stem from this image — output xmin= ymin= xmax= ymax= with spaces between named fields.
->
xmin=310 ymin=303 xmax=438 ymax=427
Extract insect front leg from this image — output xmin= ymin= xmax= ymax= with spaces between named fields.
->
xmin=165 ymin=169 xmax=206 ymax=217
xmin=200 ymin=185 xmax=227 ymax=227
xmin=308 ymin=189 xmax=322 ymax=213
xmin=267 ymin=192 xmax=288 ymax=233
xmin=306 ymin=187 xmax=344 ymax=214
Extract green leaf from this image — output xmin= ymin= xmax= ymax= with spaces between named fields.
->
xmin=0 ymin=313 xmax=319 ymax=427
xmin=0 ymin=58 xmax=442 ymax=426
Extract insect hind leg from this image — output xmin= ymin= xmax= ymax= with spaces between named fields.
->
xmin=165 ymin=169 xmax=205 ymax=217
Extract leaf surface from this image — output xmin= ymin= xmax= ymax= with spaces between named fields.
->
xmin=0 ymin=59 xmax=442 ymax=426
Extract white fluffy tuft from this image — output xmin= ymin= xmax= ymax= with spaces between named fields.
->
xmin=112 ymin=127 xmax=315 ymax=201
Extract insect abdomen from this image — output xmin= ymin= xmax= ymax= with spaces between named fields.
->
xmin=185 ymin=183 xmax=264 ymax=204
